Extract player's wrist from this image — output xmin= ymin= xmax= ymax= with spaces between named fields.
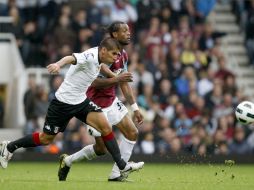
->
xmin=113 ymin=76 xmax=119 ymax=83
xmin=55 ymin=62 xmax=63 ymax=69
xmin=131 ymin=103 xmax=139 ymax=112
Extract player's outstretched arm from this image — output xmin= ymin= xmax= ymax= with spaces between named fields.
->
xmin=120 ymin=82 xmax=144 ymax=125
xmin=91 ymin=71 xmax=133 ymax=89
xmin=47 ymin=55 xmax=76 ymax=74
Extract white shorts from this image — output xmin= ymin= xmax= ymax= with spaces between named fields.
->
xmin=87 ymin=97 xmax=128 ymax=137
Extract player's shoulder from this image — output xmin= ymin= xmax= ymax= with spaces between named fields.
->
xmin=74 ymin=47 xmax=98 ymax=62
xmin=86 ymin=47 xmax=98 ymax=54
xmin=120 ymin=49 xmax=128 ymax=60
xmin=82 ymin=47 xmax=98 ymax=62
xmin=121 ymin=49 xmax=128 ymax=56
xmin=72 ymin=47 xmax=98 ymax=65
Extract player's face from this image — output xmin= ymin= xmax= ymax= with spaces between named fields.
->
xmin=103 ymin=48 xmax=120 ymax=64
xmin=114 ymin=24 xmax=131 ymax=45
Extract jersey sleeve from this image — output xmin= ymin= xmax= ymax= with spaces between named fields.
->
xmin=72 ymin=52 xmax=95 ymax=65
xmin=123 ymin=60 xmax=128 ymax=72
xmin=72 ymin=53 xmax=85 ymax=65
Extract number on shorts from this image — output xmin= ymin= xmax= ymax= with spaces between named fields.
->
xmin=117 ymin=101 xmax=124 ymax=111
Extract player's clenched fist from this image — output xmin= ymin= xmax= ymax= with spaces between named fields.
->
xmin=133 ymin=110 xmax=144 ymax=125
xmin=47 ymin=63 xmax=60 ymax=74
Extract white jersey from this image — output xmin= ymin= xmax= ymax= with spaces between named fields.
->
xmin=55 ymin=47 xmax=101 ymax=105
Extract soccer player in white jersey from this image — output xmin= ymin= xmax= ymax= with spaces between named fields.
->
xmin=0 ymin=37 xmax=144 ymax=177
xmin=58 ymin=21 xmax=144 ymax=182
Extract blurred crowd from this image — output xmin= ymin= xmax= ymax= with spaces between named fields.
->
xmin=231 ymin=0 xmax=254 ymax=66
xmin=1 ymin=0 xmax=254 ymax=156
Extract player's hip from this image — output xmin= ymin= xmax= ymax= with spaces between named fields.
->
xmin=44 ymin=98 xmax=102 ymax=135
xmin=102 ymin=97 xmax=128 ymax=126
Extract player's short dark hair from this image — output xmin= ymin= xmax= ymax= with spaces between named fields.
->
xmin=107 ymin=21 xmax=126 ymax=37
xmin=99 ymin=37 xmax=121 ymax=51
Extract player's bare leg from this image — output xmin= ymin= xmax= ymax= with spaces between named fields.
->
xmin=59 ymin=111 xmax=143 ymax=181
xmin=59 ymin=135 xmax=144 ymax=181
xmin=86 ymin=112 xmax=144 ymax=177
xmin=59 ymin=114 xmax=142 ymax=182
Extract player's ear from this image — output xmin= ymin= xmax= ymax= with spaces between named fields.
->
xmin=112 ymin=32 xmax=118 ymax=38
xmin=101 ymin=47 xmax=106 ymax=53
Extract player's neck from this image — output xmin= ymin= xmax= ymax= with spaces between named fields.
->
xmin=118 ymin=45 xmax=125 ymax=53
xmin=119 ymin=44 xmax=126 ymax=51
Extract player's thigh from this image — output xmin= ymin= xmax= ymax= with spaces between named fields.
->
xmin=44 ymin=99 xmax=72 ymax=135
xmin=75 ymin=99 xmax=111 ymax=134
xmin=115 ymin=115 xmax=138 ymax=141
xmin=88 ymin=112 xmax=112 ymax=134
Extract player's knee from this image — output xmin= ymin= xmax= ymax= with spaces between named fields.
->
xmin=92 ymin=121 xmax=112 ymax=136
xmin=39 ymin=133 xmax=55 ymax=145
xmin=100 ymin=126 xmax=112 ymax=136
xmin=94 ymin=145 xmax=107 ymax=156
xmin=126 ymin=128 xmax=138 ymax=141
xmin=40 ymin=138 xmax=53 ymax=145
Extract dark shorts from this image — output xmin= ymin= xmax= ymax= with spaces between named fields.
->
xmin=43 ymin=98 xmax=102 ymax=135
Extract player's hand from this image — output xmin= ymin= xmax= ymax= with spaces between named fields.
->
xmin=47 ymin=63 xmax=60 ymax=74
xmin=133 ymin=110 xmax=144 ymax=125
xmin=116 ymin=72 xmax=133 ymax=82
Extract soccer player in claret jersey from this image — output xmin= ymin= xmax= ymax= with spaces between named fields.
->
xmin=58 ymin=21 xmax=144 ymax=182
xmin=0 ymin=37 xmax=144 ymax=177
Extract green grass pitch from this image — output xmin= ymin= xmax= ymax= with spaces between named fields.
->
xmin=0 ymin=162 xmax=254 ymax=190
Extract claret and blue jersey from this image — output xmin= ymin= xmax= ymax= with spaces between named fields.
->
xmin=86 ymin=49 xmax=128 ymax=108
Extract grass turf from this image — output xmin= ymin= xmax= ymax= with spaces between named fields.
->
xmin=0 ymin=162 xmax=254 ymax=190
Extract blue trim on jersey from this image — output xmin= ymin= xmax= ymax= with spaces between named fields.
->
xmin=123 ymin=61 xmax=128 ymax=72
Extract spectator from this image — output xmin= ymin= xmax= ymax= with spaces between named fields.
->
xmin=195 ymin=0 xmax=216 ymax=21
xmin=48 ymin=75 xmax=63 ymax=102
xmin=140 ymin=133 xmax=155 ymax=154
xmin=34 ymin=85 xmax=49 ymax=129
xmin=197 ymin=69 xmax=214 ymax=97
xmin=136 ymin=0 xmax=158 ymax=31
xmin=229 ymin=127 xmax=252 ymax=154
xmin=177 ymin=16 xmax=193 ymax=47
xmin=167 ymin=48 xmax=183 ymax=81
xmin=132 ymin=60 xmax=154 ymax=95
xmin=8 ymin=6 xmax=23 ymax=47
xmin=23 ymin=77 xmax=37 ymax=121
xmin=245 ymin=0 xmax=254 ymax=66
xmin=52 ymin=14 xmax=76 ymax=61
xmin=199 ymin=23 xmax=226 ymax=54
xmin=214 ymin=56 xmax=235 ymax=81
xmin=72 ymin=9 xmax=88 ymax=32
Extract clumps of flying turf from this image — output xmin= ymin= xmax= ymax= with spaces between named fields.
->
xmin=214 ymin=160 xmax=236 ymax=181
xmin=225 ymin=160 xmax=235 ymax=167
xmin=225 ymin=160 xmax=235 ymax=180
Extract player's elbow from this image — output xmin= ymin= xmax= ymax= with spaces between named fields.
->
xmin=90 ymin=80 xmax=102 ymax=89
